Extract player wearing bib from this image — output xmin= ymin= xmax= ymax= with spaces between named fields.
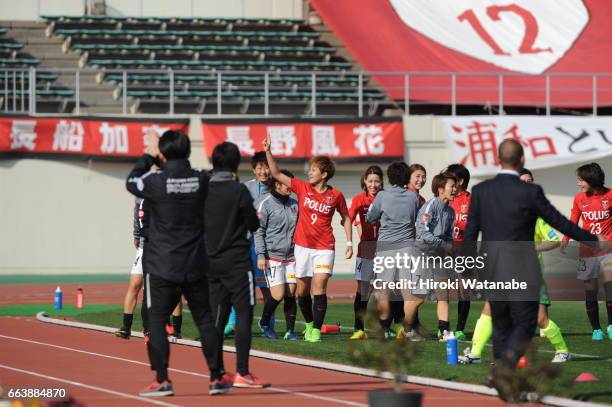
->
xmin=263 ymin=135 xmax=353 ymax=343
xmin=447 ymin=164 xmax=472 ymax=341
xmin=560 ymin=163 xmax=612 ymax=340
xmin=254 ymin=169 xmax=299 ymax=341
xmin=348 ymin=166 xmax=383 ymax=340
xmin=460 ymin=168 xmax=571 ymax=364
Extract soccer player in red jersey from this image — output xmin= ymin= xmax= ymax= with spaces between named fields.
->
xmin=348 ymin=166 xmax=384 ymax=340
xmin=560 ymin=163 xmax=612 ymax=340
xmin=263 ymin=135 xmax=353 ymax=343
xmin=446 ymin=164 xmax=472 ymax=341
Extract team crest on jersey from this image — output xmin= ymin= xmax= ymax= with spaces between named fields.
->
xmin=422 ymin=213 xmax=430 ymax=222
xmin=324 ymin=195 xmax=334 ymax=205
xmin=460 ymin=204 xmax=468 ymax=214
xmin=602 ymin=199 xmax=609 ymax=210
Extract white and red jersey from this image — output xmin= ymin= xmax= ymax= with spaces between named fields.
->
xmin=290 ymin=178 xmax=349 ymax=250
xmin=349 ymin=191 xmax=379 ymax=258
xmin=450 ymin=191 xmax=471 ymax=243
xmin=563 ymin=188 xmax=611 ymax=257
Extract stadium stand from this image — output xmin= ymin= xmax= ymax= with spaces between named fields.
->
xmin=42 ymin=15 xmax=388 ymax=115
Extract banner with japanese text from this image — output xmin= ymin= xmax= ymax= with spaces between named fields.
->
xmin=442 ymin=116 xmax=612 ymax=176
xmin=0 ymin=116 xmax=189 ymax=158
xmin=202 ymin=118 xmax=404 ymax=161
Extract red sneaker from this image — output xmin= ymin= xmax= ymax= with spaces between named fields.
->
xmin=165 ymin=323 xmax=174 ymax=335
xmin=139 ymin=380 xmax=173 ymax=397
xmin=209 ymin=378 xmax=233 ymax=395
xmin=222 ymin=372 xmax=235 ymax=385
xmin=233 ymin=373 xmax=270 ymax=389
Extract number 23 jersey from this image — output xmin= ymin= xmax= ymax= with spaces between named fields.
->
xmin=290 ymin=178 xmax=349 ymax=250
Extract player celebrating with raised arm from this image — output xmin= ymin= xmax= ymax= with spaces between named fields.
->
xmin=348 ymin=166 xmax=384 ymax=340
xmin=560 ymin=163 xmax=612 ymax=340
xmin=263 ymin=135 xmax=353 ymax=343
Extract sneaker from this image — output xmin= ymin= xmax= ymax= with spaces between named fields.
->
xmin=393 ymin=323 xmax=403 ymax=338
xmin=592 ymin=329 xmax=605 ymax=340
xmin=438 ymin=330 xmax=453 ymax=342
xmin=209 ymin=378 xmax=233 ymax=395
xmin=233 ymin=373 xmax=270 ymax=389
xmin=303 ymin=322 xmax=314 ymax=341
xmin=114 ymin=327 xmax=130 ymax=339
xmin=551 ymin=352 xmax=570 ymax=363
xmin=139 ymin=380 xmax=173 ymax=397
xmin=454 ymin=330 xmax=466 ymax=341
xmin=539 ymin=329 xmax=546 ymax=338
xmin=404 ymin=329 xmax=425 ymax=342
xmin=223 ymin=323 xmax=235 ymax=337
xmin=168 ymin=333 xmax=182 ymax=343
xmin=349 ymin=329 xmax=368 ymax=340
xmin=459 ymin=347 xmax=481 ymax=364
xmin=306 ymin=328 xmax=321 ymax=343
xmin=608 ymin=325 xmax=612 ymax=340
xmin=165 ymin=323 xmax=174 ymax=335
xmin=222 ymin=372 xmax=235 ymax=384
xmin=284 ymin=331 xmax=298 ymax=340
xmin=262 ymin=325 xmax=278 ymax=340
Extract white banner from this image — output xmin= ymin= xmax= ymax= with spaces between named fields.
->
xmin=442 ymin=116 xmax=612 ymax=176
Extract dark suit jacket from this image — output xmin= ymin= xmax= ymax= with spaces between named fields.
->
xmin=463 ymin=172 xmax=597 ymax=300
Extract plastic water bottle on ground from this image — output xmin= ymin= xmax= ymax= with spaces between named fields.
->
xmin=54 ymin=286 xmax=63 ymax=310
xmin=446 ymin=332 xmax=458 ymax=365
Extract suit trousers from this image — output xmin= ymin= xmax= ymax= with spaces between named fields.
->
xmin=489 ymin=300 xmax=538 ymax=367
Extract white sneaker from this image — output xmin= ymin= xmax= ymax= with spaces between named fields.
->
xmin=539 ymin=329 xmax=546 ymax=338
xmin=404 ymin=329 xmax=425 ymax=342
xmin=551 ymin=352 xmax=570 ymax=363
xmin=438 ymin=330 xmax=453 ymax=342
xmin=458 ymin=347 xmax=481 ymax=364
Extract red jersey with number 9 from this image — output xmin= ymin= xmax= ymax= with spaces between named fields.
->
xmin=349 ymin=191 xmax=379 ymax=257
xmin=290 ymin=178 xmax=349 ymax=250
xmin=564 ymin=188 xmax=611 ymax=256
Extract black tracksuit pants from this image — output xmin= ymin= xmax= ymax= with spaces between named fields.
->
xmin=490 ymin=300 xmax=538 ymax=367
xmin=145 ymin=273 xmax=221 ymax=382
xmin=208 ymin=263 xmax=254 ymax=376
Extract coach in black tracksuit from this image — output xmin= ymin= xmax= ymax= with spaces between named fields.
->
xmin=205 ymin=142 xmax=266 ymax=386
xmin=126 ymin=130 xmax=223 ymax=396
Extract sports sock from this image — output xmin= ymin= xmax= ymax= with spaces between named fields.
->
xmin=261 ymin=297 xmax=281 ymax=326
xmin=171 ymin=315 xmax=182 ymax=335
xmin=284 ymin=296 xmax=297 ymax=332
xmin=140 ymin=301 xmax=149 ymax=332
xmin=122 ymin=313 xmax=133 ymax=330
xmin=313 ymin=294 xmax=328 ymax=329
xmin=438 ymin=320 xmax=450 ymax=333
xmin=354 ymin=292 xmax=364 ymax=331
xmin=390 ymin=299 xmax=405 ymax=324
xmin=156 ymin=369 xmax=168 ymax=383
xmin=604 ymin=282 xmax=612 ymax=325
xmin=457 ymin=300 xmax=471 ymax=331
xmin=471 ymin=314 xmax=492 ymax=357
xmin=379 ymin=318 xmax=392 ymax=331
xmin=298 ymin=295 xmax=313 ymax=323
xmin=585 ymin=289 xmax=601 ymax=330
xmin=542 ymin=319 xmax=568 ymax=353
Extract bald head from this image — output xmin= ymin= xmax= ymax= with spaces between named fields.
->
xmin=498 ymin=139 xmax=524 ymax=169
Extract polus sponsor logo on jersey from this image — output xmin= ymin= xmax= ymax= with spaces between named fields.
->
xmin=304 ymin=196 xmax=332 ymax=214
xmin=581 ymin=210 xmax=610 ymax=221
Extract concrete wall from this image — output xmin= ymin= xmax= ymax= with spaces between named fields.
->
xmin=0 ymin=0 xmax=303 ymax=20
xmin=1 ymin=115 xmax=610 ymax=275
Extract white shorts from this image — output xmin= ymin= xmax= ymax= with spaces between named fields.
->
xmin=130 ymin=247 xmax=143 ymax=275
xmin=294 ymin=244 xmax=335 ymax=278
xmin=577 ymin=253 xmax=612 ymax=280
xmin=354 ymin=257 xmax=374 ymax=281
xmin=265 ymin=259 xmax=297 ymax=287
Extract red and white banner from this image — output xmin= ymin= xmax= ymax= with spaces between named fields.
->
xmin=442 ymin=116 xmax=612 ymax=176
xmin=202 ymin=119 xmax=404 ymax=160
xmin=311 ymin=0 xmax=612 ymax=106
xmin=0 ymin=117 xmax=189 ymax=158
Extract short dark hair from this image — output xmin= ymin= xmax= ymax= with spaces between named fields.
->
xmin=158 ymin=130 xmax=190 ymax=160
xmin=576 ymin=163 xmax=605 ymax=189
xmin=445 ymin=163 xmax=470 ymax=189
xmin=431 ymin=171 xmax=457 ymax=197
xmin=387 ymin=161 xmax=409 ymax=187
xmin=251 ymin=151 xmax=268 ymax=169
xmin=212 ymin=142 xmax=241 ymax=172
xmin=361 ymin=165 xmax=384 ymax=191
xmin=519 ymin=167 xmax=533 ymax=179
xmin=268 ymin=169 xmax=294 ymax=188
xmin=309 ymin=156 xmax=335 ymax=181
xmin=498 ymin=139 xmax=524 ymax=167
xmin=408 ymin=163 xmax=426 ymax=178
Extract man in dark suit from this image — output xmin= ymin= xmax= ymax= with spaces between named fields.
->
xmin=463 ymin=140 xmax=601 ymax=397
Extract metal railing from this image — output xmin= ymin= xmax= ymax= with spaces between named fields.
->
xmin=1 ymin=67 xmax=611 ymax=116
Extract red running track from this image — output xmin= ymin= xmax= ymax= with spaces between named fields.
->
xmin=0 ymin=316 xmax=509 ymax=407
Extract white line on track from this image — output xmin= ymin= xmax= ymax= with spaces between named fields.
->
xmin=0 ymin=334 xmax=367 ymax=407
xmin=0 ymin=363 xmax=181 ymax=407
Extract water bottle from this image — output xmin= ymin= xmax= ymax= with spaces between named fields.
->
xmin=446 ymin=332 xmax=458 ymax=365
xmin=76 ymin=287 xmax=84 ymax=310
xmin=54 ymin=286 xmax=63 ymax=310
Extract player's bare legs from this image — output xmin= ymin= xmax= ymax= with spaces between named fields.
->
xmin=402 ymin=294 xmax=425 ymax=340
